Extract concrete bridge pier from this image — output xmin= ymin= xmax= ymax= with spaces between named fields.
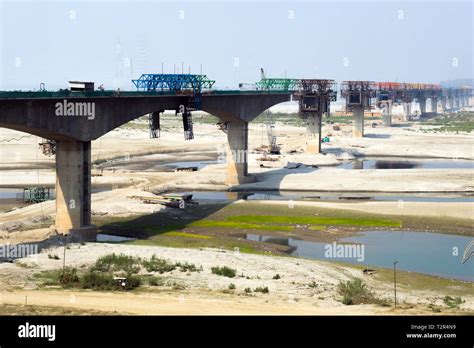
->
xmin=381 ymin=101 xmax=392 ymax=127
xmin=430 ymin=97 xmax=438 ymax=114
xmin=419 ymin=98 xmax=427 ymax=117
xmin=55 ymin=140 xmax=96 ymax=241
xmin=225 ymin=120 xmax=251 ymax=185
xmin=305 ymin=112 xmax=322 ymax=153
xmin=463 ymin=96 xmax=470 ymax=107
xmin=440 ymin=97 xmax=447 ymax=113
xmin=403 ymin=102 xmax=411 ymax=121
xmin=451 ymin=97 xmax=457 ymax=110
xmin=352 ymin=105 xmax=364 ymax=137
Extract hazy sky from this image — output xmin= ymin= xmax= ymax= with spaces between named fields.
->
xmin=0 ymin=0 xmax=472 ymax=91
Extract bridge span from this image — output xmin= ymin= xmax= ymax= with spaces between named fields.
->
xmin=0 ymin=90 xmax=290 ymax=240
xmin=0 ymin=79 xmax=471 ymax=241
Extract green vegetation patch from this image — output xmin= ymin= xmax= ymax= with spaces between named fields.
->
xmin=338 ymin=278 xmax=387 ymax=306
xmin=35 ymin=253 xmax=203 ymax=291
xmin=91 ymin=253 xmax=141 ymax=274
xmin=142 ymin=254 xmax=202 ymax=273
xmin=443 ymin=296 xmax=465 ymax=309
xmin=81 ymin=271 xmax=141 ymax=291
xmin=421 ymin=112 xmax=474 ymax=133
xmin=227 ymin=215 xmax=400 ymax=227
xmin=190 ymin=220 xmax=294 ymax=231
xmin=165 ymin=231 xmax=212 ymax=239
xmin=211 ymin=266 xmax=237 ymax=278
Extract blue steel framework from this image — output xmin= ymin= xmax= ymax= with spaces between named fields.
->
xmin=132 ymin=74 xmax=215 ymax=93
xmin=132 ymin=74 xmax=216 ymax=113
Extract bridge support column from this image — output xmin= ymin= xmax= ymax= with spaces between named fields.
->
xmin=55 ymin=140 xmax=96 ymax=241
xmin=440 ymin=97 xmax=447 ymax=113
xmin=451 ymin=97 xmax=457 ymax=110
xmin=352 ymin=105 xmax=364 ymax=137
xmin=403 ymin=102 xmax=411 ymax=121
xmin=226 ymin=120 xmax=251 ymax=185
xmin=430 ymin=97 xmax=438 ymax=114
xmin=463 ymin=96 xmax=469 ymax=107
xmin=419 ymin=98 xmax=427 ymax=117
xmin=381 ymin=101 xmax=392 ymax=127
xmin=305 ymin=112 xmax=322 ymax=153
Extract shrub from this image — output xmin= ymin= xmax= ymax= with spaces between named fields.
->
xmin=254 ymin=286 xmax=269 ymax=294
xmin=91 ymin=253 xmax=141 ymax=274
xmin=273 ymin=274 xmax=281 ymax=280
xmin=48 ymin=254 xmax=60 ymax=260
xmin=337 ymin=279 xmax=375 ymax=305
xmin=176 ymin=262 xmax=202 ymax=273
xmin=443 ymin=296 xmax=465 ymax=308
xmin=80 ymin=271 xmax=140 ymax=291
xmin=80 ymin=271 xmax=117 ymax=290
xmin=211 ymin=266 xmax=236 ymax=278
xmin=228 ymin=283 xmax=236 ymax=290
xmin=58 ymin=267 xmax=79 ymax=285
xmin=147 ymin=276 xmax=164 ymax=286
xmin=244 ymin=287 xmax=252 ymax=293
xmin=142 ymin=255 xmax=176 ymax=273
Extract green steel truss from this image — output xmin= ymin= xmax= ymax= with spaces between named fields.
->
xmin=256 ymin=78 xmax=300 ymax=91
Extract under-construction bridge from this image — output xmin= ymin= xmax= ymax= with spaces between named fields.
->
xmin=0 ymin=72 xmax=472 ymax=242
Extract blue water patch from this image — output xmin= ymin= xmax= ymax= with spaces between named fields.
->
xmin=246 ymin=231 xmax=474 ymax=281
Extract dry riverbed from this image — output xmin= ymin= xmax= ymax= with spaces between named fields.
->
xmin=0 ymin=112 xmax=473 ymax=315
xmin=0 ymin=242 xmax=472 ymax=315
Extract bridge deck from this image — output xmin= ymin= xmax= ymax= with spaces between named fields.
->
xmin=0 ymin=89 xmax=290 ymax=100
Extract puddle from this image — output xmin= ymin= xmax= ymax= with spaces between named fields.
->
xmin=337 ymin=158 xmax=474 ymax=170
xmin=164 ymin=160 xmax=219 ymax=170
xmin=246 ymin=231 xmax=474 ymax=281
xmin=96 ymin=234 xmax=137 ymax=242
xmin=174 ymin=190 xmax=473 ymax=203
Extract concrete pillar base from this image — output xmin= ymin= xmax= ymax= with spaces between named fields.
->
xmin=419 ymin=98 xmax=427 ymax=117
xmin=305 ymin=113 xmax=322 ymax=153
xmin=382 ymin=114 xmax=392 ymax=127
xmin=56 ymin=225 xmax=97 ymax=242
xmin=403 ymin=103 xmax=411 ymax=121
xmin=55 ymin=140 xmax=92 ymax=234
xmin=440 ymin=97 xmax=447 ymax=114
xmin=226 ymin=120 xmax=249 ymax=186
xmin=352 ymin=106 xmax=364 ymax=137
xmin=430 ymin=98 xmax=438 ymax=114
xmin=381 ymin=101 xmax=392 ymax=127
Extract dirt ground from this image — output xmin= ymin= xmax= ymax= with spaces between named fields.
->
xmin=1 ymin=243 xmax=472 ymax=315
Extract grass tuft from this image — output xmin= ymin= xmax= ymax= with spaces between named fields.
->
xmin=211 ymin=266 xmax=236 ymax=278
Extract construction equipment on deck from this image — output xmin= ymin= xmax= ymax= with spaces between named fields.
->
xmin=256 ymin=68 xmax=299 ymax=91
xmin=294 ymin=79 xmax=337 ymax=117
